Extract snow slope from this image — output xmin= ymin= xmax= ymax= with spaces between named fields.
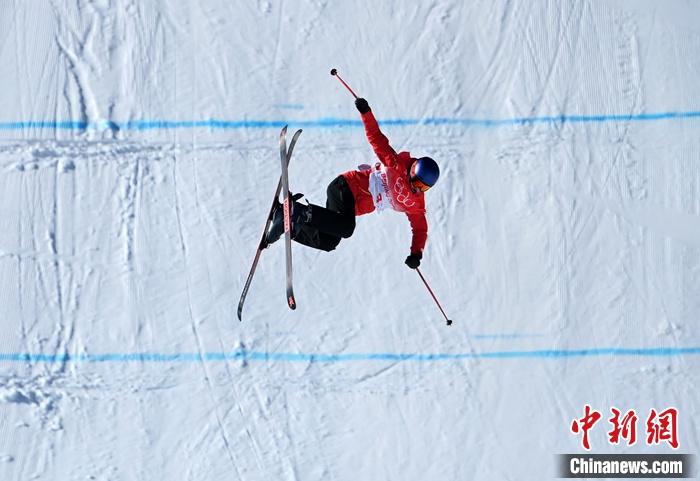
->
xmin=1 ymin=1 xmax=699 ymax=479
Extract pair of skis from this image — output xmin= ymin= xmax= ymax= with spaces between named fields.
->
xmin=237 ymin=126 xmax=302 ymax=321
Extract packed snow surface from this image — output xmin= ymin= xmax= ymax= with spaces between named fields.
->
xmin=1 ymin=1 xmax=699 ymax=479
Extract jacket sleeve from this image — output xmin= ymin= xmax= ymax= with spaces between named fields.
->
xmin=361 ymin=111 xmax=397 ymax=168
xmin=406 ymin=212 xmax=428 ymax=254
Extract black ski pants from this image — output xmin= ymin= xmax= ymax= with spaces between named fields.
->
xmin=293 ymin=175 xmax=356 ymax=252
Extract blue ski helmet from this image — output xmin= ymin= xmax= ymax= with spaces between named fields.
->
xmin=410 ymin=157 xmax=440 ymax=189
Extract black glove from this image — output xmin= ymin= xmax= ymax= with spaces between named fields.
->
xmin=355 ymin=98 xmax=371 ymax=114
xmin=405 ymin=252 xmax=422 ymax=269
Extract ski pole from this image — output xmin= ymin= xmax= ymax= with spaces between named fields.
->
xmin=416 ymin=268 xmax=453 ymax=326
xmin=330 ymin=68 xmax=359 ymax=99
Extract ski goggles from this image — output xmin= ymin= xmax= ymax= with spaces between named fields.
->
xmin=409 ymin=162 xmax=432 ymax=192
xmin=410 ymin=178 xmax=432 ymax=192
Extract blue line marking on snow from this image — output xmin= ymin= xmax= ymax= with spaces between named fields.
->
xmin=1 ymin=110 xmax=699 ymax=132
xmin=1 ymin=347 xmax=699 ymax=364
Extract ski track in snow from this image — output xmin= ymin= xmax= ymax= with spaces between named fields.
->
xmin=1 ymin=0 xmax=700 ymax=479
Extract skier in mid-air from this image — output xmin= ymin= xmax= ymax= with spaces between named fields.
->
xmin=265 ymin=97 xmax=440 ymax=270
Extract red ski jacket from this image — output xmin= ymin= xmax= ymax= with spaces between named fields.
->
xmin=341 ymin=111 xmax=428 ymax=255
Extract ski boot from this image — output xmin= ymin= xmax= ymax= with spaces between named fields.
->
xmin=264 ymin=193 xmax=307 ymax=247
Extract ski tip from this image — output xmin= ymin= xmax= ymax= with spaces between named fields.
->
xmin=288 ymin=295 xmax=297 ymax=310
